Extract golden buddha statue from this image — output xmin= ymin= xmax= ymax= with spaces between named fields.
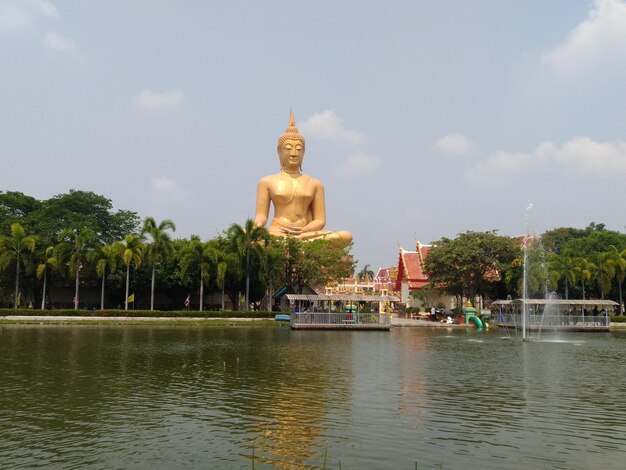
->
xmin=254 ymin=112 xmax=353 ymax=243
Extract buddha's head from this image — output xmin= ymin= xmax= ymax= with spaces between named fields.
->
xmin=277 ymin=111 xmax=305 ymax=171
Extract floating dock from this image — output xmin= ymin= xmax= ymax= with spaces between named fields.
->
xmin=288 ymin=312 xmax=391 ymax=331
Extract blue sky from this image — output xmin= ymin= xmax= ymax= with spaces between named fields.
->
xmin=2 ymin=0 xmax=626 ymax=272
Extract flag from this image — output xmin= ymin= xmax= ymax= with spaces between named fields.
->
xmin=17 ymin=292 xmax=22 ymax=306
xmin=127 ymin=293 xmax=135 ymax=303
xmin=184 ymin=294 xmax=190 ymax=307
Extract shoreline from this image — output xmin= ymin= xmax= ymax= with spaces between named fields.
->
xmin=2 ymin=315 xmax=624 ymax=329
xmin=0 ymin=315 xmax=468 ymax=328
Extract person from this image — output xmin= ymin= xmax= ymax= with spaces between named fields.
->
xmin=254 ymin=112 xmax=352 ymax=243
xmin=592 ymin=306 xmax=599 ymax=322
xmin=431 ymin=306 xmax=436 ymax=322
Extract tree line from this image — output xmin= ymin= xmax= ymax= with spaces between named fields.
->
xmin=0 ymin=190 xmax=353 ymax=310
xmin=422 ymin=225 xmax=626 ymax=311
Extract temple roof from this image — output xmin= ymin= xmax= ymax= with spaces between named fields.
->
xmin=394 ymin=241 xmax=431 ymax=291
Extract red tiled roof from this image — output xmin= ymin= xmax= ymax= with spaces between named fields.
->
xmin=395 ymin=245 xmax=430 ymax=291
xmin=374 ymin=266 xmax=397 ymax=291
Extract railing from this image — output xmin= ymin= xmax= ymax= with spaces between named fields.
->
xmin=290 ymin=312 xmax=391 ymax=326
xmin=495 ymin=314 xmax=610 ymax=328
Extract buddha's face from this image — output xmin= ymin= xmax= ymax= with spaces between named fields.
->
xmin=279 ymin=138 xmax=304 ymax=170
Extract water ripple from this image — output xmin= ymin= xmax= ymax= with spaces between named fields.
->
xmin=1 ymin=326 xmax=626 ymax=469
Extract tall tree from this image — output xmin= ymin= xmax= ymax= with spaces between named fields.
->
xmin=120 ymin=235 xmax=143 ymax=310
xmin=36 ymin=246 xmax=59 ymax=310
xmin=572 ymin=257 xmax=594 ymax=300
xmin=179 ymin=236 xmax=218 ymax=311
xmin=424 ymin=231 xmax=520 ymax=302
xmin=294 ymin=238 xmax=354 ymax=293
xmin=225 ymin=220 xmax=270 ymax=311
xmin=0 ymin=223 xmax=37 ymax=308
xmin=141 ymin=217 xmax=176 ymax=310
xmin=216 ymin=261 xmax=227 ymax=311
xmin=92 ymin=243 xmax=123 ymax=310
xmin=357 ymin=264 xmax=374 ymax=282
xmin=602 ymin=245 xmax=626 ymax=308
xmin=55 ymin=229 xmax=97 ymax=309
xmin=29 ymin=190 xmax=139 ymax=246
xmin=548 ymin=249 xmax=578 ymax=299
xmin=0 ymin=191 xmax=41 ymax=234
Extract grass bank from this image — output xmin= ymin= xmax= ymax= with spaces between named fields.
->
xmin=0 ymin=308 xmax=279 ymax=326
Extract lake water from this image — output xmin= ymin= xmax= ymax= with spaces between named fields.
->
xmin=1 ymin=324 xmax=626 ymax=469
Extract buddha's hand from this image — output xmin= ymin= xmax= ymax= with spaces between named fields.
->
xmin=285 ymin=226 xmax=303 ymax=236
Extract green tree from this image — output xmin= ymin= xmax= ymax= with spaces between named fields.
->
xmin=55 ymin=229 xmax=97 ymax=309
xmin=282 ymin=237 xmax=354 ymax=294
xmin=92 ymin=243 xmax=123 ymax=310
xmin=602 ymin=245 xmax=626 ymax=307
xmin=0 ymin=223 xmax=37 ymax=308
xmin=548 ymin=249 xmax=579 ymax=299
xmin=29 ymin=190 xmax=139 ymax=246
xmin=36 ymin=246 xmax=60 ymax=310
xmin=141 ymin=217 xmax=176 ymax=311
xmin=564 ymin=227 xmax=626 ymax=298
xmin=259 ymin=239 xmax=288 ymax=310
xmin=225 ymin=220 xmax=270 ymax=311
xmin=541 ymin=226 xmax=587 ymax=254
xmin=0 ymin=191 xmax=42 ymax=234
xmin=572 ymin=257 xmax=594 ymax=300
xmin=357 ymin=264 xmax=374 ymax=282
xmin=424 ymin=231 xmax=520 ymax=302
xmin=216 ymin=261 xmax=228 ymax=311
xmin=179 ymin=236 xmax=218 ymax=311
xmin=120 ymin=234 xmax=144 ymax=310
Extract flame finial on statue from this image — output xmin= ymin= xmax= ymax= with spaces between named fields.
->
xmin=277 ymin=111 xmax=305 ymax=151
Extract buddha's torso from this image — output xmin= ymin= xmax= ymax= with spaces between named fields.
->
xmin=267 ymin=173 xmax=317 ymax=228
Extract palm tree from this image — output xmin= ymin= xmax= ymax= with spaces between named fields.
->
xmin=55 ymin=229 xmax=96 ymax=309
xmin=120 ymin=235 xmax=143 ymax=310
xmin=0 ymin=223 xmax=36 ymax=308
xmin=548 ymin=249 xmax=578 ymax=299
xmin=357 ymin=264 xmax=375 ymax=282
xmin=596 ymin=251 xmax=616 ymax=300
xmin=216 ymin=261 xmax=227 ymax=311
xmin=572 ymin=257 xmax=594 ymax=300
xmin=180 ymin=236 xmax=217 ymax=311
xmin=92 ymin=243 xmax=123 ymax=310
xmin=36 ymin=246 xmax=59 ymax=310
xmin=141 ymin=217 xmax=176 ymax=310
xmin=226 ymin=219 xmax=269 ymax=311
xmin=603 ymin=245 xmax=626 ymax=311
xmin=260 ymin=241 xmax=287 ymax=311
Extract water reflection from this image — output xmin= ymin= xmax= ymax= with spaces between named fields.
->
xmin=1 ymin=325 xmax=626 ymax=469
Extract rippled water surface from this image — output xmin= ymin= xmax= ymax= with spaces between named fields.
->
xmin=1 ymin=325 xmax=626 ymax=469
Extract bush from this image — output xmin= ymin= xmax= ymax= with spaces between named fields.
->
xmin=610 ymin=315 xmax=626 ymax=323
xmin=0 ymin=309 xmax=275 ymax=319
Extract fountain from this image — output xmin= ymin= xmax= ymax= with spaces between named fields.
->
xmin=521 ymin=202 xmax=546 ymax=341
xmin=512 ymin=202 xmax=614 ymax=338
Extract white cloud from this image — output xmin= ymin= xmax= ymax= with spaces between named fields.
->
xmin=28 ymin=0 xmax=60 ymax=19
xmin=299 ymin=110 xmax=364 ymax=145
xmin=0 ymin=5 xmax=32 ymax=31
xmin=554 ymin=137 xmax=626 ymax=175
xmin=0 ymin=1 xmax=59 ymax=32
xmin=542 ymin=0 xmax=626 ymax=73
xmin=150 ymin=176 xmax=190 ymax=203
xmin=466 ymin=137 xmax=626 ymax=184
xmin=42 ymin=31 xmax=73 ymax=52
xmin=134 ymin=89 xmax=184 ymax=111
xmin=335 ymin=152 xmax=380 ymax=177
xmin=434 ymin=134 xmax=474 ymax=156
